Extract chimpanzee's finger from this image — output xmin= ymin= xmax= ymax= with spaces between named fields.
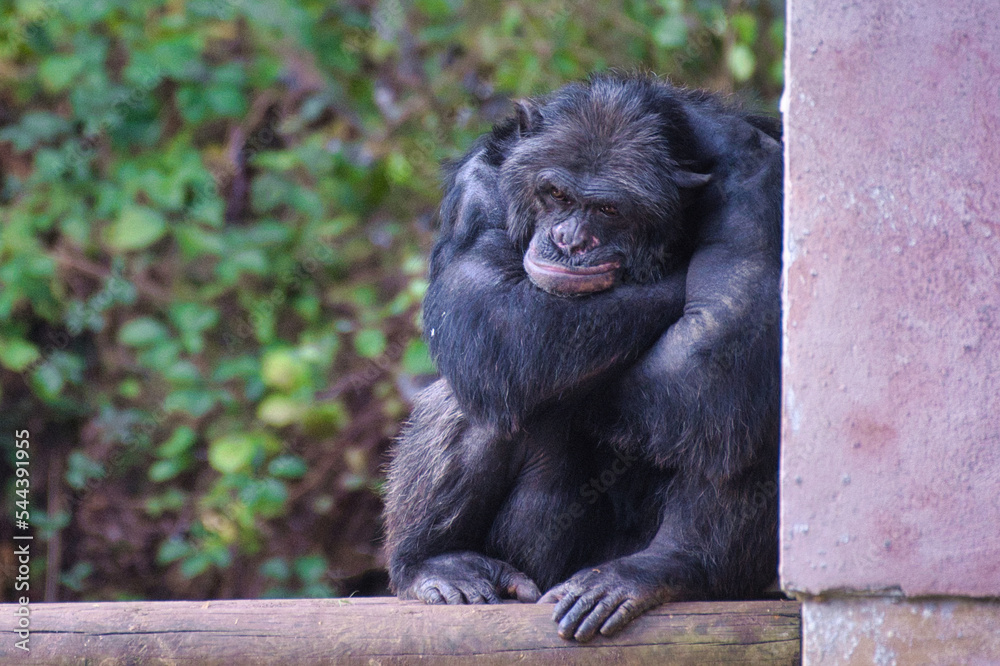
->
xmin=538 ymin=582 xmax=567 ymax=604
xmin=600 ymin=598 xmax=642 ymax=637
xmin=501 ymin=569 xmax=540 ymax=602
xmin=574 ymin=594 xmax=626 ymax=642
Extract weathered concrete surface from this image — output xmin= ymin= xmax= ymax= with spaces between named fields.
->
xmin=803 ymin=598 xmax=1000 ymax=665
xmin=781 ymin=1 xmax=1000 ymax=596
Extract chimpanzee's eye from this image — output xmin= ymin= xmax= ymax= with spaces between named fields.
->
xmin=550 ymin=187 xmax=570 ymax=204
xmin=599 ymin=204 xmax=618 ymax=216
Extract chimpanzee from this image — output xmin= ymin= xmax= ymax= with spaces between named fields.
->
xmin=383 ymin=73 xmax=782 ymax=642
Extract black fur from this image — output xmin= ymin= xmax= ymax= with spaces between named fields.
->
xmin=384 ymin=74 xmax=782 ymax=642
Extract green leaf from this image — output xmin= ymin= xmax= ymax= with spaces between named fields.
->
xmin=250 ymin=173 xmax=295 ymax=213
xmin=118 ymin=378 xmax=142 ymax=399
xmin=163 ymin=360 xmax=201 ymax=385
xmin=180 ymin=552 xmax=214 ymax=578
xmin=769 ymin=59 xmax=785 ymax=86
xmin=137 ymin=340 xmax=182 ymax=370
xmin=302 ymin=402 xmax=347 ymax=438
xmin=206 ymin=85 xmax=247 ymax=117
xmin=268 ymin=455 xmax=308 ymax=479
xmin=727 ymin=44 xmax=757 ymax=82
xmin=257 ymin=395 xmax=304 ymax=427
xmin=169 ymin=302 xmax=219 ymax=354
xmin=213 ymin=356 xmax=259 ymax=383
xmin=385 ymin=152 xmax=413 ymax=184
xmin=293 ymin=554 xmax=328 ymax=583
xmin=354 ymin=329 xmax=387 ymax=359
xmin=401 ymin=339 xmax=436 ymax=375
xmin=653 ymin=15 xmax=688 ymax=49
xmin=105 ymin=206 xmax=167 ymax=251
xmin=39 ymin=55 xmax=86 ymax=92
xmin=65 ymin=452 xmax=105 ymax=491
xmin=164 ymin=389 xmax=217 ymax=417
xmin=149 ymin=457 xmax=190 ymax=482
xmin=151 ymin=34 xmax=204 ymax=80
xmin=253 ymin=151 xmax=298 ymax=172
xmin=769 ymin=19 xmax=786 ymax=50
xmin=157 ymin=425 xmax=198 ymax=458
xmin=31 ymin=362 xmax=65 ymax=401
xmin=61 ymin=561 xmax=94 ymax=593
xmin=261 ymin=350 xmax=310 ymax=391
xmin=415 ymin=0 xmax=453 ymax=19
xmin=0 ymin=338 xmax=41 ymax=372
xmin=731 ymin=12 xmax=759 ymax=45
xmin=118 ymin=317 xmax=170 ymax=347
xmin=302 ymin=582 xmax=334 ymax=598
xmin=240 ymin=477 xmax=288 ymax=518
xmin=216 ymin=249 xmax=269 ymax=283
xmin=145 ymin=488 xmax=187 ymax=517
xmin=260 ymin=557 xmax=291 ymax=581
xmin=157 ymin=538 xmax=191 ymax=564
xmin=0 ymin=112 xmax=71 ymax=151
xmin=208 ymin=433 xmax=258 ymax=474
xmin=175 ymin=225 xmax=225 ymax=257
xmin=207 ymin=432 xmax=279 ymax=474
xmin=350 ymin=285 xmax=379 ymax=308
xmin=169 ymin=302 xmax=219 ymax=334
xmin=66 ymin=299 xmax=106 ymax=335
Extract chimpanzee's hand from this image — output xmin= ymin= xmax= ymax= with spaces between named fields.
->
xmin=400 ymin=551 xmax=541 ymax=605
xmin=539 ymin=558 xmax=674 ymax=641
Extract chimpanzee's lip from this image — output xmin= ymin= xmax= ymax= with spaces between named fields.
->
xmin=523 ymin=245 xmax=620 ymax=296
xmin=524 ymin=252 xmax=620 ymax=276
xmin=524 ymin=252 xmax=621 ymax=275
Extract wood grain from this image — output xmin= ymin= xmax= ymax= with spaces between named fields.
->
xmin=0 ymin=598 xmax=800 ymax=664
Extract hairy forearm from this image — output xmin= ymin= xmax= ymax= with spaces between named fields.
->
xmin=425 ymin=230 xmax=686 ymax=432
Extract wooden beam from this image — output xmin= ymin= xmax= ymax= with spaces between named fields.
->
xmin=0 ymin=598 xmax=800 ymax=664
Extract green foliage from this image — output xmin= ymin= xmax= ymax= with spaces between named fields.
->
xmin=0 ymin=0 xmax=782 ymax=601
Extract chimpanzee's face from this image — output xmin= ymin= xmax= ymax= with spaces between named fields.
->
xmin=522 ymin=168 xmax=637 ymax=296
xmin=500 ymin=98 xmax=710 ymax=297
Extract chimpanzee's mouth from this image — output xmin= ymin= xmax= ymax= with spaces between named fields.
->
xmin=527 ymin=254 xmax=620 ymax=275
xmin=523 ymin=244 xmax=620 ymax=296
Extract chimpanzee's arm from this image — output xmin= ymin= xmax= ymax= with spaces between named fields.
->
xmin=384 ymin=380 xmax=542 ymax=604
xmin=425 ymin=149 xmax=687 ymax=434
xmin=588 ymin=118 xmax=783 ymax=480
xmin=541 ymin=455 xmax=777 ymax=641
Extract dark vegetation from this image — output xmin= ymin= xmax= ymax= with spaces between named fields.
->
xmin=0 ymin=0 xmax=783 ymax=602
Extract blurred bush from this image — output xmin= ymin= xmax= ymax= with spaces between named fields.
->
xmin=0 ymin=0 xmax=783 ymax=601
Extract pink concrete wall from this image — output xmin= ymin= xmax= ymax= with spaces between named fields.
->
xmin=781 ymin=1 xmax=1000 ymax=596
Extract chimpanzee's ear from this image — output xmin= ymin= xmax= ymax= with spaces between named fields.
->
xmin=515 ymin=100 xmax=543 ymax=137
xmin=674 ymin=170 xmax=713 ymax=188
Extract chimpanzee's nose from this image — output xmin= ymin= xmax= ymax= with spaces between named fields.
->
xmin=552 ymin=221 xmax=599 ymax=256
